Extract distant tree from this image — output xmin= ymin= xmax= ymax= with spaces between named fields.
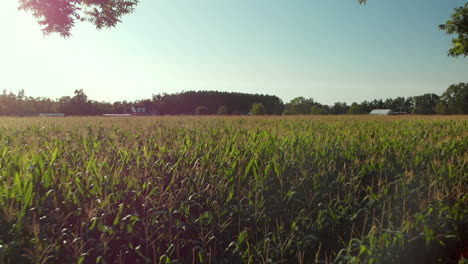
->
xmin=0 ymin=90 xmax=16 ymax=115
xmin=404 ymin=97 xmax=415 ymax=113
xmin=322 ymin=105 xmax=332 ymax=115
xmin=1 ymin=86 xmax=466 ymax=116
xmin=434 ymin=101 xmax=449 ymax=115
xmin=347 ymin=102 xmax=367 ymax=114
xmin=133 ymin=99 xmax=156 ymax=115
xmin=310 ymin=105 xmax=327 ymax=115
xmin=57 ymin=89 xmax=94 ymax=115
xmin=412 ymin=93 xmax=439 ymax=115
xmin=330 ymin=102 xmax=349 ymax=115
xmin=58 ymin=96 xmax=72 ymax=115
xmin=150 ymin=91 xmax=282 ymax=115
xmin=70 ymin=89 xmax=90 ymax=115
xmin=440 ymin=83 xmax=468 ymax=114
xmin=19 ymin=0 xmax=139 ymax=37
xmin=250 ymin=103 xmax=266 ymax=115
xmin=89 ymin=101 xmax=114 ymax=115
xmin=217 ymin=105 xmax=229 ymax=115
xmin=17 ymin=89 xmax=26 ymax=101
xmin=195 ymin=106 xmax=208 ymax=115
xmin=113 ymin=101 xmax=129 ymax=114
xmin=284 ymin=97 xmax=316 ymax=115
xmin=71 ymin=89 xmax=88 ymax=104
xmin=369 ymin=99 xmax=385 ymax=110
xmin=383 ymin=97 xmax=414 ymax=113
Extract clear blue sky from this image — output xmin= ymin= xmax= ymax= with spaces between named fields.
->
xmin=0 ymin=0 xmax=467 ymax=104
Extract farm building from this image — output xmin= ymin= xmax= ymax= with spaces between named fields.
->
xmin=131 ymin=106 xmax=147 ymax=115
xmin=129 ymin=106 xmax=159 ymax=116
xmin=369 ymin=109 xmax=394 ymax=115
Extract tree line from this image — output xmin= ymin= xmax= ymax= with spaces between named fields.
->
xmin=283 ymin=83 xmax=467 ymax=115
xmin=0 ymin=83 xmax=466 ymax=116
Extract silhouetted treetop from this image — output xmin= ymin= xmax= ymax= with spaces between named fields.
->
xmin=440 ymin=3 xmax=468 ymax=57
xmin=19 ymin=0 xmax=139 ymax=37
xmin=20 ymin=0 xmax=370 ymax=37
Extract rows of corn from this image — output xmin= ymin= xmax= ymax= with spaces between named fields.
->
xmin=0 ymin=116 xmax=466 ymax=263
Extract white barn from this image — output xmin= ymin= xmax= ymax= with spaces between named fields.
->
xmin=369 ymin=109 xmax=394 ymax=115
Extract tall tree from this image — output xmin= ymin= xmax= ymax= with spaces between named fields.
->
xmin=412 ymin=93 xmax=439 ymax=115
xmin=347 ymin=102 xmax=367 ymax=114
xmin=434 ymin=100 xmax=449 ymax=115
xmin=284 ymin=97 xmax=317 ymax=115
xmin=250 ymin=103 xmax=266 ymax=115
xmin=440 ymin=82 xmax=468 ymax=114
xmin=440 ymin=3 xmax=468 ymax=57
xmin=19 ymin=0 xmax=139 ymax=37
xmin=310 ymin=105 xmax=328 ymax=115
xmin=330 ymin=102 xmax=349 ymax=115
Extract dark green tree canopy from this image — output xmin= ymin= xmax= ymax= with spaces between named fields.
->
xmin=439 ymin=3 xmax=468 ymax=57
xmin=283 ymin=97 xmax=318 ymax=115
xmin=19 ymin=0 xmax=139 ymax=37
xmin=440 ymin=82 xmax=468 ymax=113
xmin=20 ymin=0 xmax=368 ymax=36
xmin=250 ymin=103 xmax=266 ymax=115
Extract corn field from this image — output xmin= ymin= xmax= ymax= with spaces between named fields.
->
xmin=0 ymin=116 xmax=466 ymax=263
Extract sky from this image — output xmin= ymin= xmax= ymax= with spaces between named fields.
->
xmin=0 ymin=0 xmax=467 ymax=105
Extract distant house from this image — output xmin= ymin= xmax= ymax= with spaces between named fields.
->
xmin=369 ymin=109 xmax=394 ymax=115
xmin=130 ymin=106 xmax=148 ymax=116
